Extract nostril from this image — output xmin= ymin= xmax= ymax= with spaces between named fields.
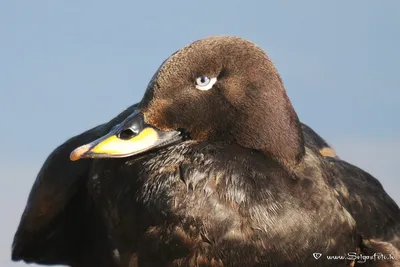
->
xmin=118 ymin=129 xmax=137 ymax=140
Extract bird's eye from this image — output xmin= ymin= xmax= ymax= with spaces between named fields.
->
xmin=195 ymin=76 xmax=217 ymax=91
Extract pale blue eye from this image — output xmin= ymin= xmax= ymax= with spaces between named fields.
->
xmin=196 ymin=76 xmax=210 ymax=86
xmin=195 ymin=76 xmax=217 ymax=91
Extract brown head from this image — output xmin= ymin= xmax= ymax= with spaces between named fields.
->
xmin=70 ymin=36 xmax=305 ymax=167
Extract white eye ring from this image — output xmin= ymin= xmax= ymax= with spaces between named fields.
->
xmin=195 ymin=76 xmax=217 ymax=91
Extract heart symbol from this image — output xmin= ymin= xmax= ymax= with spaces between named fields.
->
xmin=313 ymin=253 xmax=322 ymax=260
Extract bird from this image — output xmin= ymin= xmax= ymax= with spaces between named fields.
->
xmin=13 ymin=36 xmax=400 ymax=266
xmin=67 ymin=36 xmax=399 ymax=266
xmin=11 ymin=101 xmax=337 ymax=266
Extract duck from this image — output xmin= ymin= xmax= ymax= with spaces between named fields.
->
xmin=66 ymin=36 xmax=400 ymax=266
xmin=11 ymin=101 xmax=337 ymax=267
xmin=13 ymin=36 xmax=400 ymax=266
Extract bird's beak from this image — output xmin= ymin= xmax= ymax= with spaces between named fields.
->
xmin=70 ymin=111 xmax=181 ymax=161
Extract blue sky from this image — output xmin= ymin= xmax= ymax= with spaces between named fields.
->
xmin=1 ymin=1 xmax=399 ymax=266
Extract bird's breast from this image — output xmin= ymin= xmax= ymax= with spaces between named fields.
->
xmin=87 ymin=143 xmax=359 ymax=266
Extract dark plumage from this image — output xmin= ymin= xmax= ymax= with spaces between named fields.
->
xmin=11 ymin=105 xmax=139 ymax=267
xmin=68 ymin=36 xmax=399 ymax=266
xmin=301 ymin=123 xmax=337 ymax=158
xmin=11 ymin=102 xmax=335 ymax=266
xmin=301 ymin=114 xmax=400 ymax=260
xmin=12 ymin=36 xmax=399 ymax=266
xmin=326 ymin=159 xmax=400 ymax=262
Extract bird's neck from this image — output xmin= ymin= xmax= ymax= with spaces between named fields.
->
xmin=236 ymin=87 xmax=305 ymax=169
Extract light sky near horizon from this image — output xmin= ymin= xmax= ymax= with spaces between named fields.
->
xmin=1 ymin=1 xmax=399 ymax=266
